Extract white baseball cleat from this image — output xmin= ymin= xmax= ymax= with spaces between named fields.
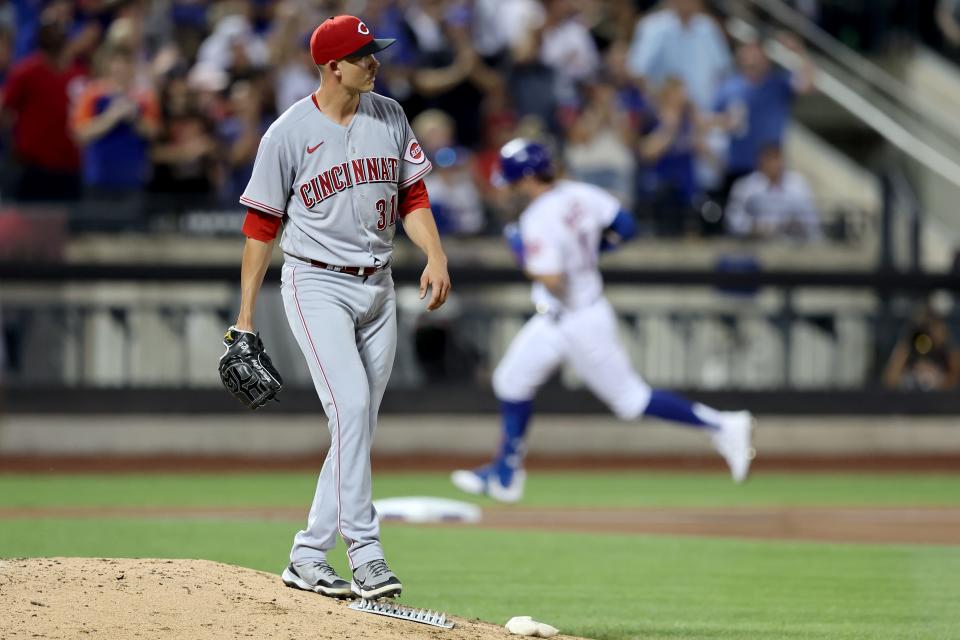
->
xmin=711 ymin=411 xmax=756 ymax=483
xmin=451 ymin=465 xmax=526 ymax=503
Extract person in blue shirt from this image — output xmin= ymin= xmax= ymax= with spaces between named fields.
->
xmin=712 ymin=35 xmax=815 ymax=194
xmin=73 ymin=45 xmax=159 ymax=192
xmin=72 ymin=45 xmax=159 ymax=229
xmin=627 ymin=0 xmax=732 ymax=112
xmin=637 ymin=76 xmax=708 ymax=236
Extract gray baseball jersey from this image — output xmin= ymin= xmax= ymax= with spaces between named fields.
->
xmin=240 ymin=91 xmax=430 ymax=571
xmin=240 ymin=91 xmax=432 ymax=267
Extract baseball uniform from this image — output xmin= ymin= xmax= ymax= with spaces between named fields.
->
xmin=492 ymin=180 xmax=653 ymax=418
xmin=241 ymin=89 xmax=431 ymax=569
xmin=452 ymin=140 xmax=754 ymax=503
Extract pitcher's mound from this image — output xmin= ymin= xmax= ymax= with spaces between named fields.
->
xmin=0 ymin=558 xmax=545 ymax=640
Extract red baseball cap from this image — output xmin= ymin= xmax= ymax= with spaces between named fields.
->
xmin=310 ymin=15 xmax=395 ymax=66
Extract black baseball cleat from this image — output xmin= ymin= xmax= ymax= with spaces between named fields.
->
xmin=282 ymin=561 xmax=353 ymax=598
xmin=351 ymin=559 xmax=402 ymax=600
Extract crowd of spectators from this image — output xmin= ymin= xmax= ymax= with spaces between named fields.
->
xmin=0 ymin=0 xmax=821 ymax=240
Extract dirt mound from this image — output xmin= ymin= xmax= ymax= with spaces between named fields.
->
xmin=0 ymin=558 xmax=554 ymax=640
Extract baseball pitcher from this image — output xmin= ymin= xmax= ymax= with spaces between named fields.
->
xmin=223 ymin=15 xmax=450 ymax=600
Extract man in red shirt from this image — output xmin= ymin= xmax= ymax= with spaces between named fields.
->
xmin=2 ymin=19 xmax=85 ymax=201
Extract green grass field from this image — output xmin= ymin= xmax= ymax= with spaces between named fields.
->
xmin=2 ymin=471 xmax=959 ymax=639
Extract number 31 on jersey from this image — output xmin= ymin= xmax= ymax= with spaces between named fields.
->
xmin=376 ymin=195 xmax=396 ymax=230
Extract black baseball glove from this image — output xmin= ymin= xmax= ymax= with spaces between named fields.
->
xmin=218 ymin=326 xmax=284 ymax=409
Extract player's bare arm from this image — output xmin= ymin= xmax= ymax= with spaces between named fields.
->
xmin=402 ymin=207 xmax=451 ymax=311
xmin=219 ymin=230 xmax=283 ymax=411
xmin=235 ymin=236 xmax=275 ymax=331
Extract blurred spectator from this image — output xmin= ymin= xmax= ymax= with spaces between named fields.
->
xmin=713 ymin=35 xmax=815 ymax=191
xmin=471 ymin=77 xmax=519 ymax=223
xmin=73 ymin=45 xmax=159 ymax=191
xmin=187 ymin=60 xmax=231 ymax=123
xmin=272 ymin=35 xmax=316 ymax=114
xmin=197 ymin=12 xmax=268 ymax=78
xmin=268 ymin=2 xmax=319 ymax=114
xmin=627 ymin=0 xmax=732 ymax=111
xmin=405 ymin=0 xmax=498 ymax=147
xmin=883 ymin=304 xmax=960 ymax=391
xmin=540 ymin=0 xmax=601 ymax=102
xmin=582 ymin=0 xmax=641 ymax=50
xmin=101 ymin=3 xmax=147 ymax=46
xmin=163 ymin=0 xmax=210 ymax=63
xmin=11 ymin=0 xmax=55 ymax=61
xmin=218 ymin=79 xmax=269 ymax=206
xmin=72 ymin=44 xmax=159 ymax=227
xmin=357 ymin=0 xmax=416 ymax=100
xmin=247 ymin=0 xmax=277 ymax=35
xmin=361 ymin=0 xmax=415 ymax=61
xmin=1 ymin=17 xmax=85 ymax=201
xmin=412 ymin=109 xmax=485 ymax=235
xmin=605 ymin=40 xmax=653 ymax=132
xmin=725 ymin=144 xmax=821 ymax=242
xmin=471 ymin=0 xmax=546 ymax=63
xmin=637 ymin=77 xmax=706 ymax=235
xmin=564 ymin=76 xmax=637 ymax=208
xmin=148 ymin=69 xmax=219 ymax=213
xmin=101 ymin=4 xmax=157 ymax=89
xmin=0 ymin=0 xmax=827 ymax=244
xmin=505 ymin=11 xmax=561 ymax=135
xmin=51 ymin=1 xmax=102 ymax=70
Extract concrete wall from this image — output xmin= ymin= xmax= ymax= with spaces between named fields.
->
xmin=1 ymin=414 xmax=958 ymax=457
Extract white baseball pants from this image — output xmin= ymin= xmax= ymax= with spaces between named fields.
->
xmin=493 ymin=297 xmax=652 ymax=419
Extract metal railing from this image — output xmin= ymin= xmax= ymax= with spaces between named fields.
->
xmin=729 ymin=0 xmax=960 ymax=136
xmin=717 ymin=0 xmax=960 ymax=241
xmin=2 ymin=265 xmax=956 ymax=395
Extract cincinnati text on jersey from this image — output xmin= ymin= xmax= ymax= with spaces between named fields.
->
xmin=299 ymin=156 xmax=401 ymax=207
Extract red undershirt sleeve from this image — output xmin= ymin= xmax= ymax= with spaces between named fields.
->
xmin=397 ymin=179 xmax=431 ymax=219
xmin=242 ymin=207 xmax=283 ymax=242
xmin=242 ymin=181 xmax=429 ymax=240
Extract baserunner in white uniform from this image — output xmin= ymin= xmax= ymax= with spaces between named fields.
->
xmin=451 ymin=140 xmax=754 ymax=503
xmin=232 ymin=15 xmax=450 ymax=600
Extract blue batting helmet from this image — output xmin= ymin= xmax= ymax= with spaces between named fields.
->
xmin=498 ymin=138 xmax=552 ymax=184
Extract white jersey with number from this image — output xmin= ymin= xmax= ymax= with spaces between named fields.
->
xmin=520 ymin=180 xmax=620 ymax=312
xmin=240 ymin=92 xmax=432 ymax=267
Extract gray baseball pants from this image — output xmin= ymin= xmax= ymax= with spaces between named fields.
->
xmin=280 ymin=259 xmax=396 ymax=570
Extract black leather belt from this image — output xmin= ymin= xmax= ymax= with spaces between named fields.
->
xmin=293 ymin=255 xmax=390 ymax=277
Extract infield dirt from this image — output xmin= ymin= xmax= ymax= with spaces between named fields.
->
xmin=0 ymin=558 xmax=568 ymax=640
